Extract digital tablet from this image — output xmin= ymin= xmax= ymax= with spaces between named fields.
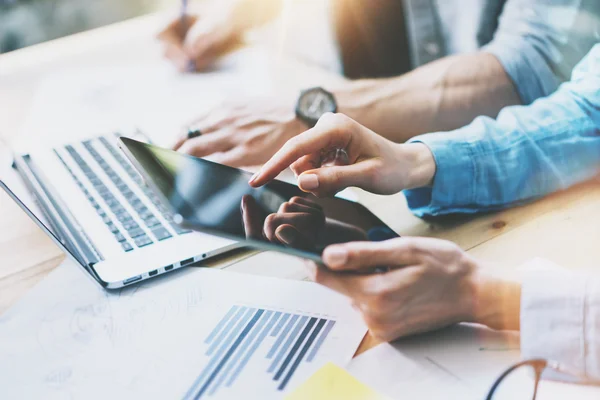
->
xmin=118 ymin=137 xmax=398 ymax=262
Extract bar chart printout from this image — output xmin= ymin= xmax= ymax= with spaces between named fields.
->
xmin=184 ymin=305 xmax=338 ymax=399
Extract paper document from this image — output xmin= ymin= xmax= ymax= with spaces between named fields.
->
xmin=347 ymin=324 xmax=520 ymax=400
xmin=0 ymin=260 xmax=366 ymax=399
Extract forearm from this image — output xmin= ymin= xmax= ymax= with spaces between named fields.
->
xmin=403 ymin=46 xmax=600 ymax=217
xmin=332 ymin=53 xmax=521 ymax=143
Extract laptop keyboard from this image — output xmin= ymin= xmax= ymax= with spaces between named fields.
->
xmin=54 ymin=134 xmax=190 ymax=253
xmin=97 ymin=136 xmax=189 ymax=235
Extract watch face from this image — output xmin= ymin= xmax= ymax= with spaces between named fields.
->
xmin=298 ymin=88 xmax=336 ymax=122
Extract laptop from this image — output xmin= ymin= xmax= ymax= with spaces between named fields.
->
xmin=10 ymin=131 xmax=240 ymax=289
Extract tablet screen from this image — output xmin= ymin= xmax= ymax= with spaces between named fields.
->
xmin=119 ymin=138 xmax=397 ymax=261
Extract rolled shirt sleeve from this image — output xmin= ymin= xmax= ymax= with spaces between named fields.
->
xmin=483 ymin=0 xmax=600 ymax=104
xmin=405 ymin=44 xmax=600 ymax=218
xmin=521 ymin=272 xmax=600 ymax=382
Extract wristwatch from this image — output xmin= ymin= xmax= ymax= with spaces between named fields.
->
xmin=295 ymin=87 xmax=337 ymax=127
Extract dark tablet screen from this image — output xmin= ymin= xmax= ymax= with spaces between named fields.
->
xmin=119 ymin=137 xmax=397 ymax=261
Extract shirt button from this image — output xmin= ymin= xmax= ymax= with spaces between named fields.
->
xmin=424 ymin=42 xmax=440 ymax=56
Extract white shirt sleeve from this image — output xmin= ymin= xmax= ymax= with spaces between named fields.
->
xmin=520 ymin=272 xmax=600 ymax=382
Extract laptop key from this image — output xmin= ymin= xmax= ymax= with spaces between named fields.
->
xmin=144 ymin=216 xmax=161 ymax=227
xmin=134 ymin=235 xmax=153 ymax=248
xmin=174 ymin=226 xmax=192 ymax=235
xmin=151 ymin=227 xmax=172 ymax=241
xmin=107 ymin=222 xmax=119 ymax=234
xmin=128 ymin=227 xmax=146 ymax=238
xmin=122 ymin=220 xmax=139 ymax=231
xmin=121 ymin=242 xmax=134 ymax=252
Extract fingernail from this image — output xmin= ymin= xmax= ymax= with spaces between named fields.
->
xmin=249 ymin=172 xmax=259 ymax=184
xmin=276 ymin=227 xmax=297 ymax=245
xmin=185 ymin=59 xmax=196 ymax=72
xmin=325 ymin=247 xmax=347 ymax=268
xmin=299 ymin=174 xmax=319 ymax=191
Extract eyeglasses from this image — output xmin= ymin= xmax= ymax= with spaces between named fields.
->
xmin=485 ymin=359 xmax=583 ymax=400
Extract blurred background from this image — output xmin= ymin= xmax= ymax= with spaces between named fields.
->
xmin=0 ymin=0 xmax=338 ymax=71
xmin=0 ymin=0 xmax=172 ymax=53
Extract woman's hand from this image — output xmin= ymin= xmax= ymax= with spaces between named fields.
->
xmin=249 ymin=113 xmax=436 ymax=197
xmin=306 ymin=237 xmax=482 ymax=341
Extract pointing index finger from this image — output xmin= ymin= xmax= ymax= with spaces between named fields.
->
xmin=249 ymin=118 xmax=350 ymax=187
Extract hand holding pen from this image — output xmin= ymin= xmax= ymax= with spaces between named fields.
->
xmin=157 ymin=0 xmax=245 ymax=73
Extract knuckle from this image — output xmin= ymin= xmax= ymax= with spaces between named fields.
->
xmin=243 ymin=134 xmax=265 ymax=150
xmin=290 ymin=162 xmax=303 ymax=177
xmin=406 ymin=267 xmax=427 ymax=284
xmin=402 ymin=238 xmax=422 ymax=259
xmin=179 ymin=143 xmax=194 ymax=155
xmin=369 ymin=293 xmax=390 ymax=313
xmin=316 ymin=113 xmax=353 ymax=133
xmin=279 ymin=202 xmax=291 ymax=213
xmin=362 ymin=275 xmax=387 ymax=298
xmin=365 ymin=159 xmax=384 ymax=181
xmin=317 ymin=112 xmax=337 ymax=126
xmin=325 ymin=168 xmax=343 ymax=186
xmin=239 ymin=143 xmax=255 ymax=157
xmin=264 ymin=214 xmax=278 ymax=228
xmin=289 ymin=196 xmax=304 ymax=204
xmin=344 ymin=247 xmax=361 ymax=267
xmin=377 ymin=282 xmax=397 ymax=303
xmin=336 ymin=114 xmax=355 ymax=131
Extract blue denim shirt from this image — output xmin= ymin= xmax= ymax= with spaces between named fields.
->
xmin=405 ymin=0 xmax=600 ymax=103
xmin=405 ymin=44 xmax=600 ymax=217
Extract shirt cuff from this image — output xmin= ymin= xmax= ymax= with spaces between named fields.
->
xmin=520 ymin=273 xmax=588 ymax=381
xmin=404 ymin=131 xmax=477 ymax=218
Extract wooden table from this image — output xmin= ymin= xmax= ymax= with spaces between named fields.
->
xmin=2 ymin=13 xmax=600 ymax=356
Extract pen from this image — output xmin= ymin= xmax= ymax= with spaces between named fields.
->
xmin=180 ymin=0 xmax=196 ymax=72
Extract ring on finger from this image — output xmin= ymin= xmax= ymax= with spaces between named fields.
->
xmin=187 ymin=128 xmax=203 ymax=140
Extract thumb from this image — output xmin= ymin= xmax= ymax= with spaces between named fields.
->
xmin=297 ymin=159 xmax=380 ymax=197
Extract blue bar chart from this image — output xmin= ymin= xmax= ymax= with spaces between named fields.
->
xmin=185 ymin=305 xmax=337 ymax=399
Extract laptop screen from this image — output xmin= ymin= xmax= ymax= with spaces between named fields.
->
xmin=0 ymin=181 xmax=85 ymax=270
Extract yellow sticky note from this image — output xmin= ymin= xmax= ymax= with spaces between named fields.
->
xmin=285 ymin=362 xmax=389 ymax=400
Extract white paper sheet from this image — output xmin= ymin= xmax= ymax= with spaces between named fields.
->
xmin=348 ymin=324 xmax=520 ymax=400
xmin=0 ymin=259 xmax=366 ymax=399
